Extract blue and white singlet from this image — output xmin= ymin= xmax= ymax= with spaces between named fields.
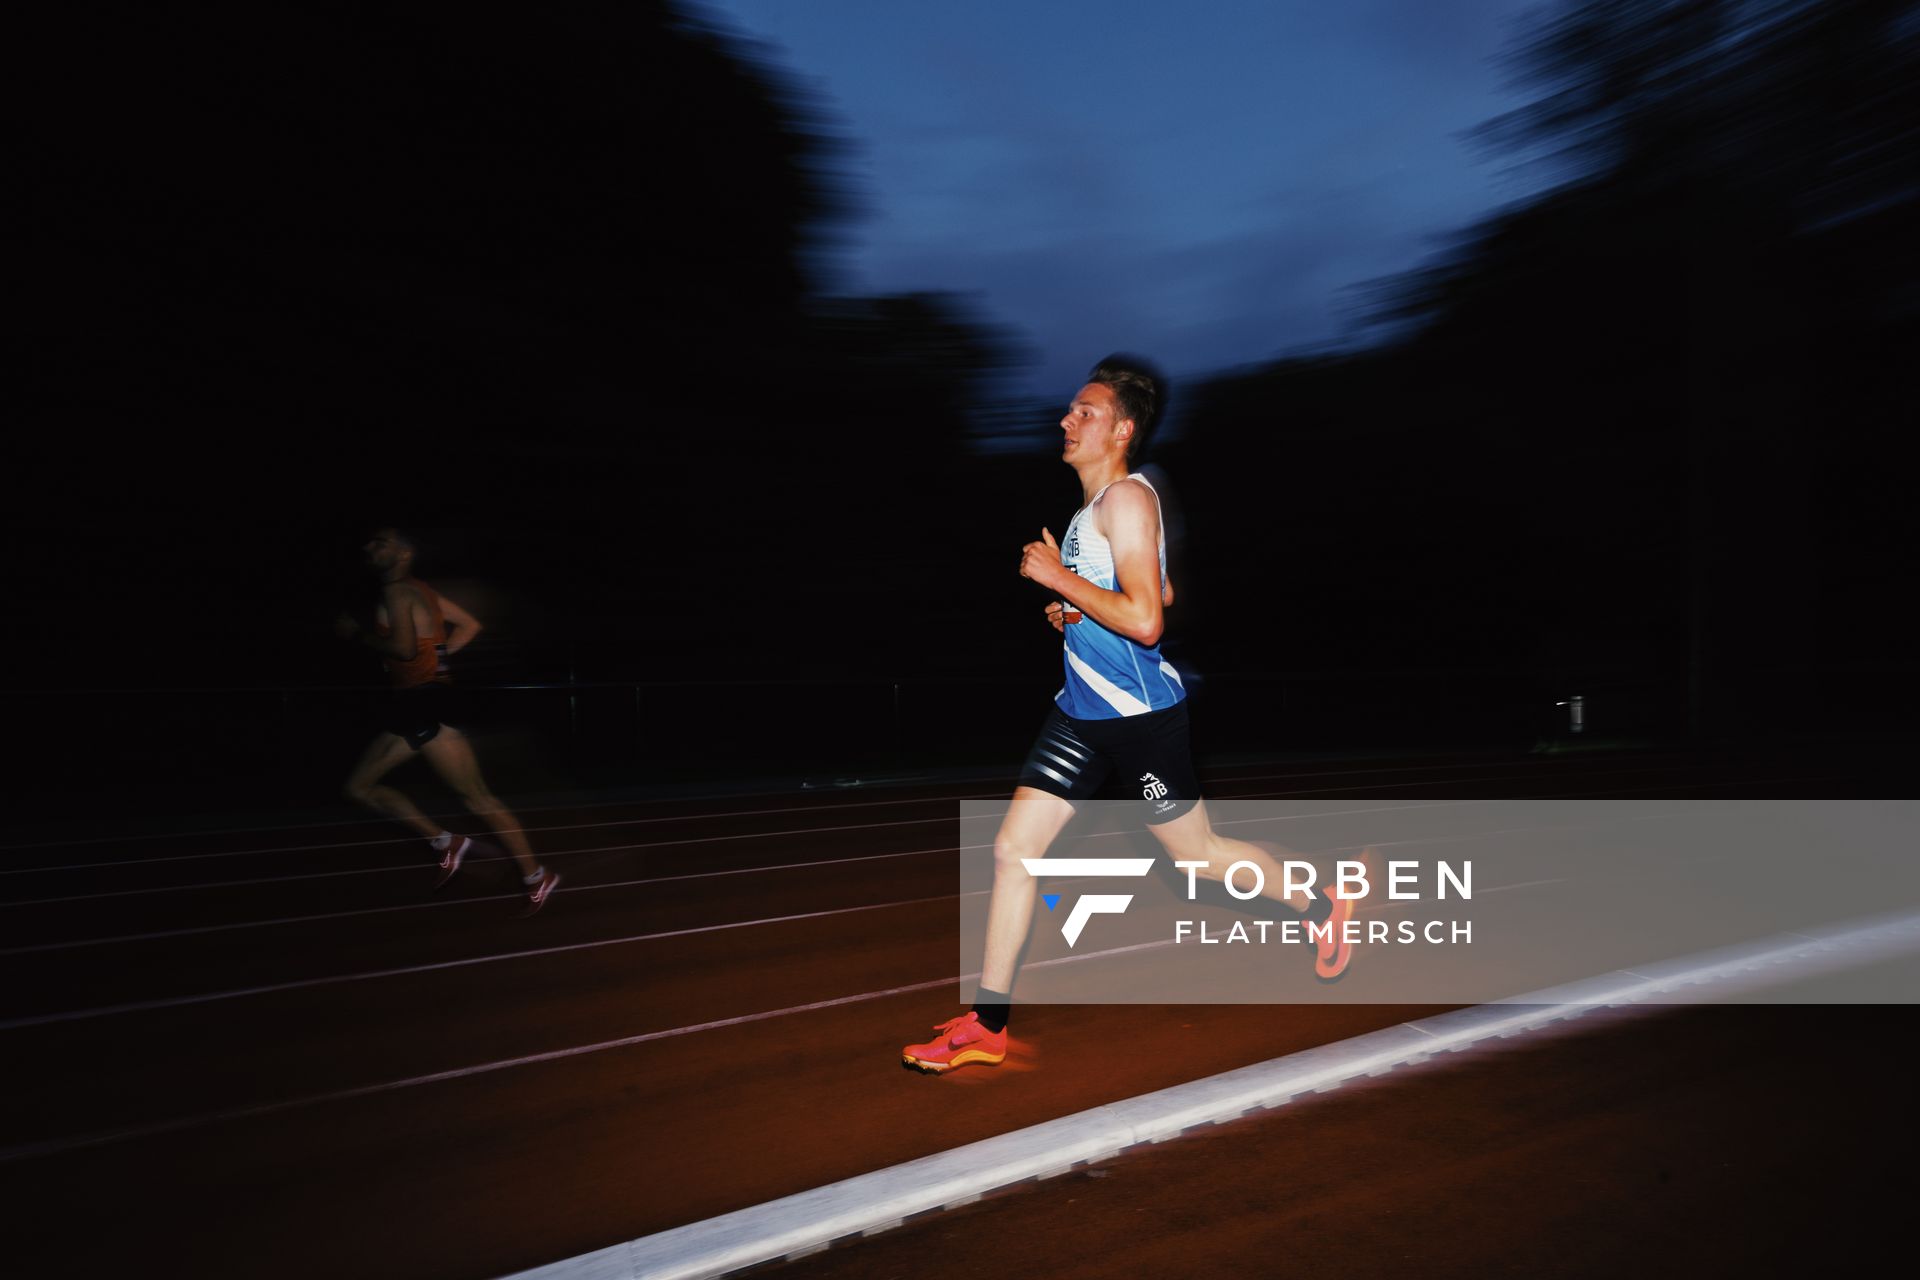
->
xmin=1055 ymin=473 xmax=1187 ymax=720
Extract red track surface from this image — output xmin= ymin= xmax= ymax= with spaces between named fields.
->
xmin=1 ymin=746 xmax=1908 ymax=1279
xmin=758 ymin=1001 xmax=1916 ymax=1278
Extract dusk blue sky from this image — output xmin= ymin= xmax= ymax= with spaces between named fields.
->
xmin=695 ymin=1 xmax=1552 ymax=401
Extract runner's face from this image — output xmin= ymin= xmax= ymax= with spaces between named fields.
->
xmin=363 ymin=530 xmax=407 ymax=573
xmin=1060 ymin=383 xmax=1131 ymax=465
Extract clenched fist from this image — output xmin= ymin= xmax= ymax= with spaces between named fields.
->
xmin=1020 ymin=527 xmax=1064 ymax=590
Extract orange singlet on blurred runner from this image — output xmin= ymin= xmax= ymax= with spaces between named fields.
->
xmin=377 ymin=578 xmax=450 ymax=690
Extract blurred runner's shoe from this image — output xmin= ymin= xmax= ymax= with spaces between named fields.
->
xmin=522 ymin=867 xmax=561 ymax=916
xmin=434 ymin=836 xmax=472 ymax=889
xmin=902 ymin=1012 xmax=1007 ymax=1074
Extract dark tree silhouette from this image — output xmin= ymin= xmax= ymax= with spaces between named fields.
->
xmin=19 ymin=5 xmax=1030 ymax=688
xmin=1163 ymin=0 xmax=1916 ymax=741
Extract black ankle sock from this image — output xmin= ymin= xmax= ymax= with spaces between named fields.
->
xmin=972 ymin=987 xmax=1011 ymax=1034
xmin=1303 ymin=891 xmax=1334 ymax=926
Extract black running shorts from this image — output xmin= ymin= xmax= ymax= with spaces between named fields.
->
xmin=1017 ymin=700 xmax=1200 ymax=824
xmin=382 ymin=683 xmax=455 ymax=750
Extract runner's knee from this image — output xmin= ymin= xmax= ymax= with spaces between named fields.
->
xmin=459 ymin=786 xmax=501 ymax=813
xmin=993 ymin=831 xmax=1043 ymax=875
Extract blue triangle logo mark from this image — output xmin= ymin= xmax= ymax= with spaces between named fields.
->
xmin=1042 ymin=894 xmax=1061 ymax=912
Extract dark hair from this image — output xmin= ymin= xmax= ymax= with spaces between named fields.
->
xmin=1088 ymin=353 xmax=1167 ymax=463
xmin=369 ymin=525 xmax=424 ymax=559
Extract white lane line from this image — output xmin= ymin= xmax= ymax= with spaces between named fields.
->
xmin=0 ymin=841 xmax=967 ymax=908
xmin=0 ymin=892 xmax=962 ymax=1032
xmin=1537 ymin=773 xmax=1853 ymax=798
xmin=0 ymin=812 xmax=972 ymax=879
xmin=0 ymin=755 xmax=1641 ymax=871
xmin=0 ymin=792 xmax=1699 ymax=953
xmin=11 ymin=865 xmax=1886 ymax=1162
xmin=0 ymin=798 xmax=1489 ymax=947
xmin=1 ymin=753 xmax=1592 ymax=853
xmin=0 ymin=851 xmax=964 ymax=961
xmin=1225 ymin=773 xmax=1853 ymax=806
xmin=0 ymin=757 xmax=1680 ymax=895
xmin=504 ymin=910 xmax=1920 ymax=1280
xmin=1 ymin=865 xmax=1185 ymax=1032
xmin=0 ymin=817 xmax=976 ymax=906
xmin=0 ymin=756 xmax=1704 ymax=906
xmin=0 ymin=779 xmax=1013 ymax=853
xmin=3 ymin=857 xmax=513 ymax=905
xmin=0 ymin=930 xmax=1206 ymax=1162
xmin=0 ymin=970 xmax=952 ymax=1164
xmin=0 ymin=829 xmax=1630 ymax=1032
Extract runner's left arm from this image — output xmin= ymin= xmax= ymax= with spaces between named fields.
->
xmin=438 ymin=592 xmax=484 ymax=656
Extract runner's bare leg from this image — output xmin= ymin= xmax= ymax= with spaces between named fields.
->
xmin=419 ymin=726 xmax=542 ymax=878
xmin=980 ymin=786 xmax=1079 ymax=993
xmin=1145 ymin=799 xmax=1321 ymax=911
xmin=343 ymin=733 xmax=443 ymax=840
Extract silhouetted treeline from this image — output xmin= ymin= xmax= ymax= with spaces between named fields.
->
xmin=15 ymin=0 xmax=1916 ymax=773
xmin=18 ymin=4 xmax=1028 ymax=693
xmin=1157 ymin=0 xmax=1916 ymax=736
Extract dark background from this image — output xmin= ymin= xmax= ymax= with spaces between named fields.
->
xmin=13 ymin=1 xmax=1916 ymax=817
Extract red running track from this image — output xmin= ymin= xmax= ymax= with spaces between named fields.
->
xmin=0 ymin=744 xmax=1907 ymax=1279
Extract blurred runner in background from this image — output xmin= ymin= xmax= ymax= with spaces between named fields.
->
xmin=337 ymin=527 xmax=560 ymax=915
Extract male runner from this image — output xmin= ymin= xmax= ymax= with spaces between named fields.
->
xmin=337 ymin=528 xmax=560 ymax=913
xmin=902 ymin=356 xmax=1357 ymax=1073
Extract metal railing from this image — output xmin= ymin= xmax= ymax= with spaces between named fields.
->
xmin=10 ymin=663 xmax=1903 ymax=820
xmin=10 ymin=666 xmax=1676 ymax=773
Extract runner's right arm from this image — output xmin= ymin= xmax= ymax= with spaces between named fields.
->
xmin=1021 ymin=482 xmax=1166 ymax=646
xmin=1048 ymin=573 xmax=1172 ymax=631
